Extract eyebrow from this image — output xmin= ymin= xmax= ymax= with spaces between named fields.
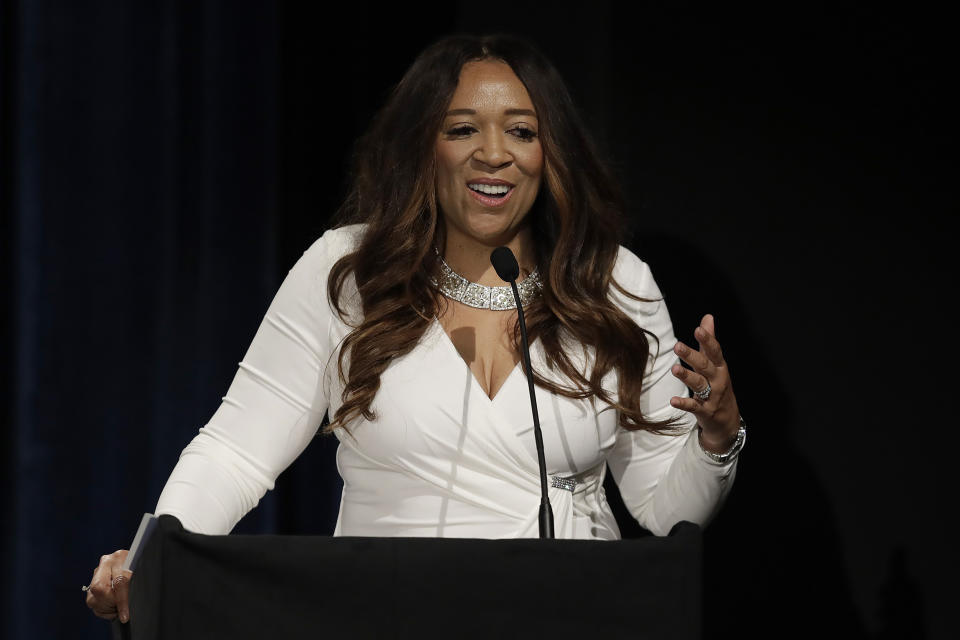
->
xmin=445 ymin=108 xmax=537 ymax=117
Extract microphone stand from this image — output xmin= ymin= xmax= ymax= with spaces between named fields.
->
xmin=490 ymin=246 xmax=554 ymax=539
xmin=509 ymin=278 xmax=555 ymax=539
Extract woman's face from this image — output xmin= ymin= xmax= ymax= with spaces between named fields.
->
xmin=435 ymin=59 xmax=543 ymax=247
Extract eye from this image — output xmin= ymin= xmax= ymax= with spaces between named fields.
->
xmin=509 ymin=126 xmax=538 ymax=142
xmin=444 ymin=125 xmax=476 ymax=138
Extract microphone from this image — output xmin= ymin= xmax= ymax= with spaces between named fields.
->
xmin=490 ymin=247 xmax=554 ymax=540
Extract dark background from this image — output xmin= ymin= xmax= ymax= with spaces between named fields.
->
xmin=2 ymin=2 xmax=953 ymax=638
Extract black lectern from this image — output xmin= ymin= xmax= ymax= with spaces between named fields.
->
xmin=120 ymin=515 xmax=701 ymax=639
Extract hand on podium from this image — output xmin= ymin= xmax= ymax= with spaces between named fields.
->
xmin=84 ymin=549 xmax=132 ymax=623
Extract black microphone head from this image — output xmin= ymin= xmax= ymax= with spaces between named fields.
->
xmin=490 ymin=246 xmax=520 ymax=282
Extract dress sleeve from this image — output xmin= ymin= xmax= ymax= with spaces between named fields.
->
xmin=604 ymin=246 xmax=739 ymax=536
xmin=154 ymin=228 xmax=348 ymax=534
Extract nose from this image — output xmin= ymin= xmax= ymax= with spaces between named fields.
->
xmin=473 ymin=129 xmax=512 ymax=169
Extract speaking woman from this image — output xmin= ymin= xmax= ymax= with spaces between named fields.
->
xmin=86 ymin=33 xmax=745 ymax=623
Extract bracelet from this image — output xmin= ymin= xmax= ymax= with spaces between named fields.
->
xmin=697 ymin=415 xmax=747 ymax=464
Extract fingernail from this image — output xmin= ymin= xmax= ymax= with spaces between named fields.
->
xmin=121 ymin=611 xmax=129 ymax=623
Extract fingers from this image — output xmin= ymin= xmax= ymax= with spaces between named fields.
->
xmin=670 ymin=314 xmax=724 ymax=416
xmin=673 ymin=340 xmax=711 ymax=374
xmin=694 ymin=325 xmax=724 ymax=367
xmin=675 ymin=314 xmax=725 ymax=372
xmin=669 ymin=394 xmax=703 ymax=414
xmin=86 ymin=559 xmax=117 ymax=619
xmin=671 ymin=363 xmax=709 ymax=397
xmin=670 ymin=361 xmax=711 ymax=415
xmin=671 ymin=314 xmax=741 ymax=436
xmin=701 ymin=313 xmax=716 ymax=338
xmin=85 ymin=550 xmax=130 ymax=622
xmin=111 ymin=567 xmax=133 ymax=623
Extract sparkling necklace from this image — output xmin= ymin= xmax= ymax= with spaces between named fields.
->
xmin=431 ymin=253 xmax=543 ymax=311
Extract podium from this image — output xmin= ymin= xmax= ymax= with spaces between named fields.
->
xmin=122 ymin=515 xmax=701 ymax=639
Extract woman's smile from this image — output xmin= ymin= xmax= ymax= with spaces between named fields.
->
xmin=434 ymin=59 xmax=543 ymax=247
xmin=465 ymin=178 xmax=516 ymax=207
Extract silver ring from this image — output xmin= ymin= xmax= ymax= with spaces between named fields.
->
xmin=693 ymin=381 xmax=712 ymax=401
xmin=81 ymin=584 xmax=92 ymax=593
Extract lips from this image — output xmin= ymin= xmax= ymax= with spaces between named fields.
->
xmin=465 ymin=181 xmax=515 ymax=207
xmin=465 ymin=178 xmax=515 ymax=207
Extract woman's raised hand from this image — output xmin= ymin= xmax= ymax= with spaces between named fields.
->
xmin=669 ymin=314 xmax=742 ymax=451
xmin=84 ymin=549 xmax=132 ymax=623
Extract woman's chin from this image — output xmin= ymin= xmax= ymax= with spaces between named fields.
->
xmin=462 ymin=215 xmax=528 ymax=245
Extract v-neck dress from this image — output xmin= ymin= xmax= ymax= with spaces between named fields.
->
xmin=154 ymin=224 xmax=741 ymax=539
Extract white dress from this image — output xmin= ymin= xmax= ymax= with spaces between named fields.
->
xmin=155 ymin=224 xmax=740 ymax=538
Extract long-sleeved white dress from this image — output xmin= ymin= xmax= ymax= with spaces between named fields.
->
xmin=154 ymin=224 xmax=740 ymax=538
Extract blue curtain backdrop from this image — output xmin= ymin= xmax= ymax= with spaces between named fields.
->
xmin=2 ymin=2 xmax=336 ymax=638
xmin=2 ymin=2 xmax=952 ymax=639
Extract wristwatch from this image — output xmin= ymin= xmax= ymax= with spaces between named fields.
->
xmin=697 ymin=415 xmax=747 ymax=464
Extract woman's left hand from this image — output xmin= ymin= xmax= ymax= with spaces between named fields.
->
xmin=669 ymin=314 xmax=742 ymax=452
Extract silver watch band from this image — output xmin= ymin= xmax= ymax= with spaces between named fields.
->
xmin=697 ymin=415 xmax=747 ymax=464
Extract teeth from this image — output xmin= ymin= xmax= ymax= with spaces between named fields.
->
xmin=468 ymin=183 xmax=511 ymax=195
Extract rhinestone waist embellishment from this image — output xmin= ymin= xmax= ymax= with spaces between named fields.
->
xmin=550 ymin=476 xmax=577 ymax=492
xmin=431 ymin=254 xmax=542 ymax=311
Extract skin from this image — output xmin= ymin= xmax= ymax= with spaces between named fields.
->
xmin=435 ymin=59 xmax=543 ymax=283
xmin=434 ymin=59 xmax=544 ymax=401
xmin=86 ymin=59 xmax=743 ymax=626
xmin=670 ymin=314 xmax=743 ymax=452
xmin=85 ymin=549 xmax=131 ymax=622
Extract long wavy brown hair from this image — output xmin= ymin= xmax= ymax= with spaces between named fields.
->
xmin=325 ymin=34 xmax=682 ymax=436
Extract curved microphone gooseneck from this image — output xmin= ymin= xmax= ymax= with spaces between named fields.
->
xmin=490 ymin=246 xmax=554 ymax=539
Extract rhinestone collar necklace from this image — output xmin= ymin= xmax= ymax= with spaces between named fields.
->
xmin=431 ymin=253 xmax=542 ymax=311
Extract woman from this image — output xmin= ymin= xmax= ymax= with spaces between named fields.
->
xmin=86 ymin=33 xmax=745 ymax=623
